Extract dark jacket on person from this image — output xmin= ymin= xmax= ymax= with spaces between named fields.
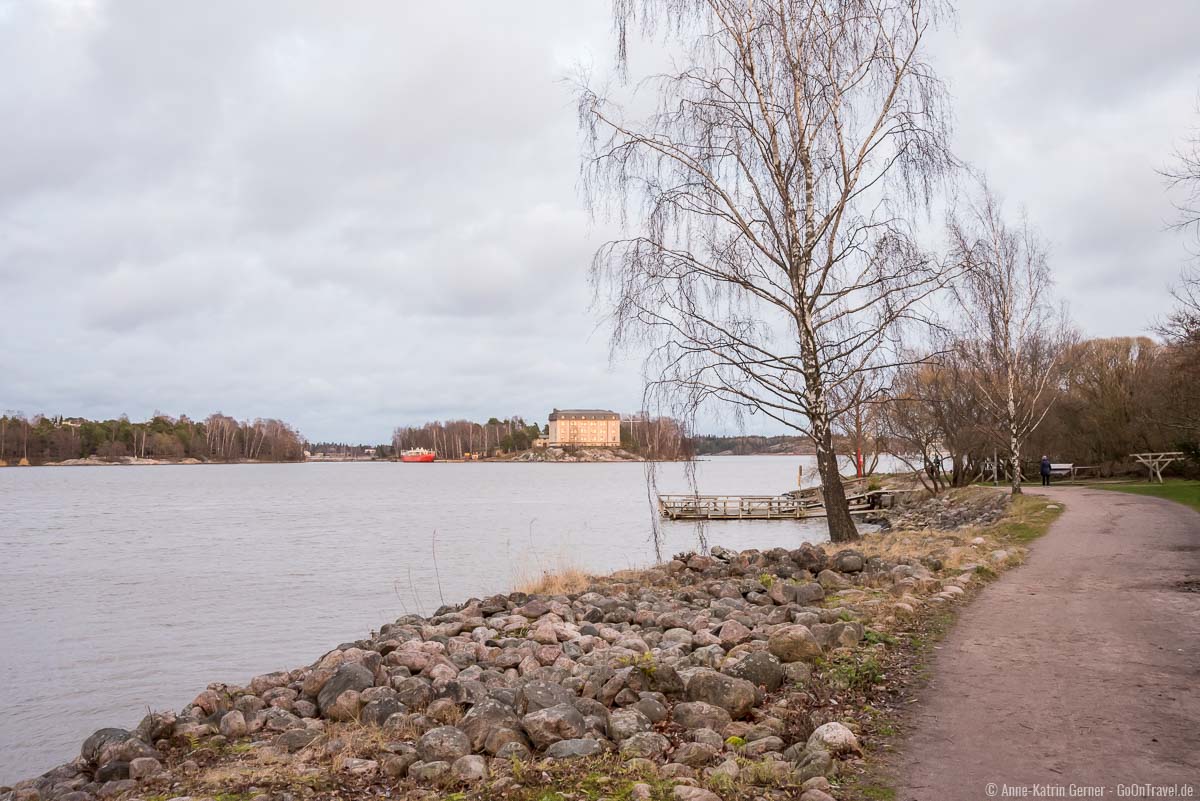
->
xmin=1040 ymin=457 xmax=1052 ymax=476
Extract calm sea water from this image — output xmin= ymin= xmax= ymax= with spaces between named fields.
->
xmin=0 ymin=456 xmax=845 ymax=783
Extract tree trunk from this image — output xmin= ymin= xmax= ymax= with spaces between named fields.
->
xmin=1007 ymin=363 xmax=1022 ymax=495
xmin=812 ymin=411 xmax=858 ymax=543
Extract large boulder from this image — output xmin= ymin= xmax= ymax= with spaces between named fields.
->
xmin=521 ymin=703 xmax=586 ymax=750
xmin=415 ymin=726 xmax=471 ymax=763
xmin=670 ymin=701 xmax=732 ymax=732
xmin=807 ymin=721 xmax=860 ymax=756
xmin=724 ymin=652 xmax=785 ymax=692
xmin=517 ymin=680 xmax=575 ymax=715
xmin=81 ymin=729 xmax=131 ymax=766
xmin=685 ymin=670 xmax=758 ymax=719
xmin=608 ymin=708 xmax=652 ymax=742
xmin=768 ymin=625 xmax=823 ymax=663
xmin=459 ymin=698 xmax=522 ymax=752
xmin=832 ymin=549 xmax=865 ymax=573
xmin=792 ymin=582 xmax=826 ymax=604
xmin=546 ymin=738 xmax=606 ymax=759
xmin=451 ymin=754 xmax=489 ymax=782
xmin=620 ymin=731 xmax=671 ymax=759
xmin=317 ymin=662 xmax=374 ymax=716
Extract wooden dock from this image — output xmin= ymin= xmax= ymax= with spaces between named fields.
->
xmin=657 ymin=485 xmax=885 ymax=521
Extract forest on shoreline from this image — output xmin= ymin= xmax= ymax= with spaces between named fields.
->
xmin=0 ymin=412 xmax=305 ymax=466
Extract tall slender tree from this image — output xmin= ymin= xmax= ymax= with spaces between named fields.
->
xmin=579 ymin=0 xmax=957 ymax=540
xmin=949 ymin=183 xmax=1072 ymax=494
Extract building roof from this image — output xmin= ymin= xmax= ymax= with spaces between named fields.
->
xmin=549 ymin=408 xmax=620 ymax=420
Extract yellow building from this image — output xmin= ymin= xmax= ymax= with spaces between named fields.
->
xmin=547 ymin=409 xmax=621 ymax=447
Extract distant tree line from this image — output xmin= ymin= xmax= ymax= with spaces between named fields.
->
xmin=393 ymin=417 xmax=544 ymax=459
xmin=693 ymin=435 xmax=815 ymax=456
xmin=393 ymin=414 xmax=694 ymax=460
xmin=307 ymin=442 xmax=392 ymax=459
xmin=619 ymin=415 xmax=694 ymax=460
xmin=0 ymin=412 xmax=305 ymax=465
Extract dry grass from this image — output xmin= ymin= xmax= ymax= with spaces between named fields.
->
xmin=837 ymin=487 xmax=1056 ymax=572
xmin=514 ymin=566 xmax=593 ymax=595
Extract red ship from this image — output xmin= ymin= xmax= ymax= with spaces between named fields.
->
xmin=400 ymin=447 xmax=436 ymax=463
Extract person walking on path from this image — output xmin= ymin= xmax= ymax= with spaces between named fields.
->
xmin=1040 ymin=455 xmax=1052 ymax=486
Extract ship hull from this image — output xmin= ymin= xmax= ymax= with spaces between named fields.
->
xmin=400 ymin=452 xmax=436 ymax=463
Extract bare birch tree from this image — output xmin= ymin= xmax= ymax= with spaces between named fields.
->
xmin=579 ymin=0 xmax=957 ymax=542
xmin=949 ymin=184 xmax=1071 ymax=494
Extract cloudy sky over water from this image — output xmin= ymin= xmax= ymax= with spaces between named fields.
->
xmin=1 ymin=1 xmax=1198 ymax=442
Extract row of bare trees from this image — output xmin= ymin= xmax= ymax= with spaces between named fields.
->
xmin=0 ymin=412 xmax=305 ymax=464
xmin=392 ymin=417 xmax=543 ymax=459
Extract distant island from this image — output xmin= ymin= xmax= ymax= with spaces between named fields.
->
xmin=693 ymin=434 xmax=819 ymax=456
xmin=0 ymin=412 xmax=304 ymax=466
xmin=393 ymin=412 xmax=693 ymax=461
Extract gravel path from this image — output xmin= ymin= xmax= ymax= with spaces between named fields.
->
xmin=892 ymin=486 xmax=1200 ymax=800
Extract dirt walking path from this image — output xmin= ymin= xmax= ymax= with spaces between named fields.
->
xmin=892 ymin=487 xmax=1200 ymax=800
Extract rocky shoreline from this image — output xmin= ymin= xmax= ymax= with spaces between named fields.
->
xmin=2 ymin=489 xmax=1040 ymax=801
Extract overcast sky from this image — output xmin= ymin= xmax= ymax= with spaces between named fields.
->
xmin=2 ymin=1 xmax=1198 ymax=443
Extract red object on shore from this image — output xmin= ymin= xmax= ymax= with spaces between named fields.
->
xmin=400 ymin=448 xmax=436 ymax=463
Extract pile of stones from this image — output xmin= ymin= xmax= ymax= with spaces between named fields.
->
xmin=878 ymin=490 xmax=1010 ymax=532
xmin=3 ymin=542 xmax=975 ymax=801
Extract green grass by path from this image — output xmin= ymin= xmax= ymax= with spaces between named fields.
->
xmin=1094 ymin=480 xmax=1200 ymax=513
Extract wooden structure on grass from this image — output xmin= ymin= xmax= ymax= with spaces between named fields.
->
xmin=1132 ymin=452 xmax=1184 ymax=484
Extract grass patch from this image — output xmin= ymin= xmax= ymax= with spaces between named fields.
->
xmin=990 ymin=493 xmax=1064 ymax=544
xmin=824 ymin=652 xmax=885 ymax=691
xmin=1093 ymin=479 xmax=1200 ymax=513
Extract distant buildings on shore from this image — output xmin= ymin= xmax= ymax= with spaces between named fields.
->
xmin=547 ymin=409 xmax=621 ymax=447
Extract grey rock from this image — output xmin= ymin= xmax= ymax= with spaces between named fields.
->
xmin=127 ymin=757 xmax=162 ymax=780
xmin=672 ymin=742 xmax=718 ymax=766
xmin=670 ymin=701 xmax=732 ymax=732
xmin=381 ymin=752 xmax=418 ymax=778
xmin=517 ymin=680 xmax=575 ymax=715
xmin=340 ymin=757 xmax=378 ymax=775
xmin=393 ymin=676 xmax=435 ymax=710
xmin=495 ymin=740 xmax=532 ymax=759
xmin=361 ymin=697 xmax=405 ymax=727
xmin=316 ymin=663 xmax=374 ymax=716
xmin=634 ymin=695 xmax=668 ymax=723
xmin=521 ymin=703 xmax=586 ymax=750
xmin=218 ymin=710 xmax=247 ymax=739
xmin=451 ymin=754 xmax=488 ymax=782
xmin=685 ymin=669 xmax=757 ymax=719
xmin=408 ymin=760 xmax=452 ymax=786
xmin=832 ymin=549 xmax=865 ymax=573
xmin=619 ymin=731 xmax=671 ymax=759
xmin=768 ymin=625 xmax=823 ymax=662
xmin=724 ymin=652 xmax=785 ymax=692
xmin=459 ymin=698 xmax=522 ymax=751
xmin=743 ymin=735 xmax=785 ymax=757
xmin=81 ymin=729 xmax=130 ymax=766
xmin=607 ymin=708 xmax=652 ymax=742
xmin=415 ymin=726 xmax=470 ymax=763
xmin=545 ymin=738 xmax=605 ymax=759
xmin=274 ymin=728 xmax=321 ymax=752
xmin=807 ymin=721 xmax=860 ymax=755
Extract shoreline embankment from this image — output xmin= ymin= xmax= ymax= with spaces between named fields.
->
xmin=0 ymin=488 xmax=1044 ymax=801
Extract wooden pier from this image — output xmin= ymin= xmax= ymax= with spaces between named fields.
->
xmin=657 ymin=484 xmax=886 ymax=521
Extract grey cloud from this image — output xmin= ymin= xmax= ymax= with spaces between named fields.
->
xmin=0 ymin=1 xmax=1196 ymax=440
